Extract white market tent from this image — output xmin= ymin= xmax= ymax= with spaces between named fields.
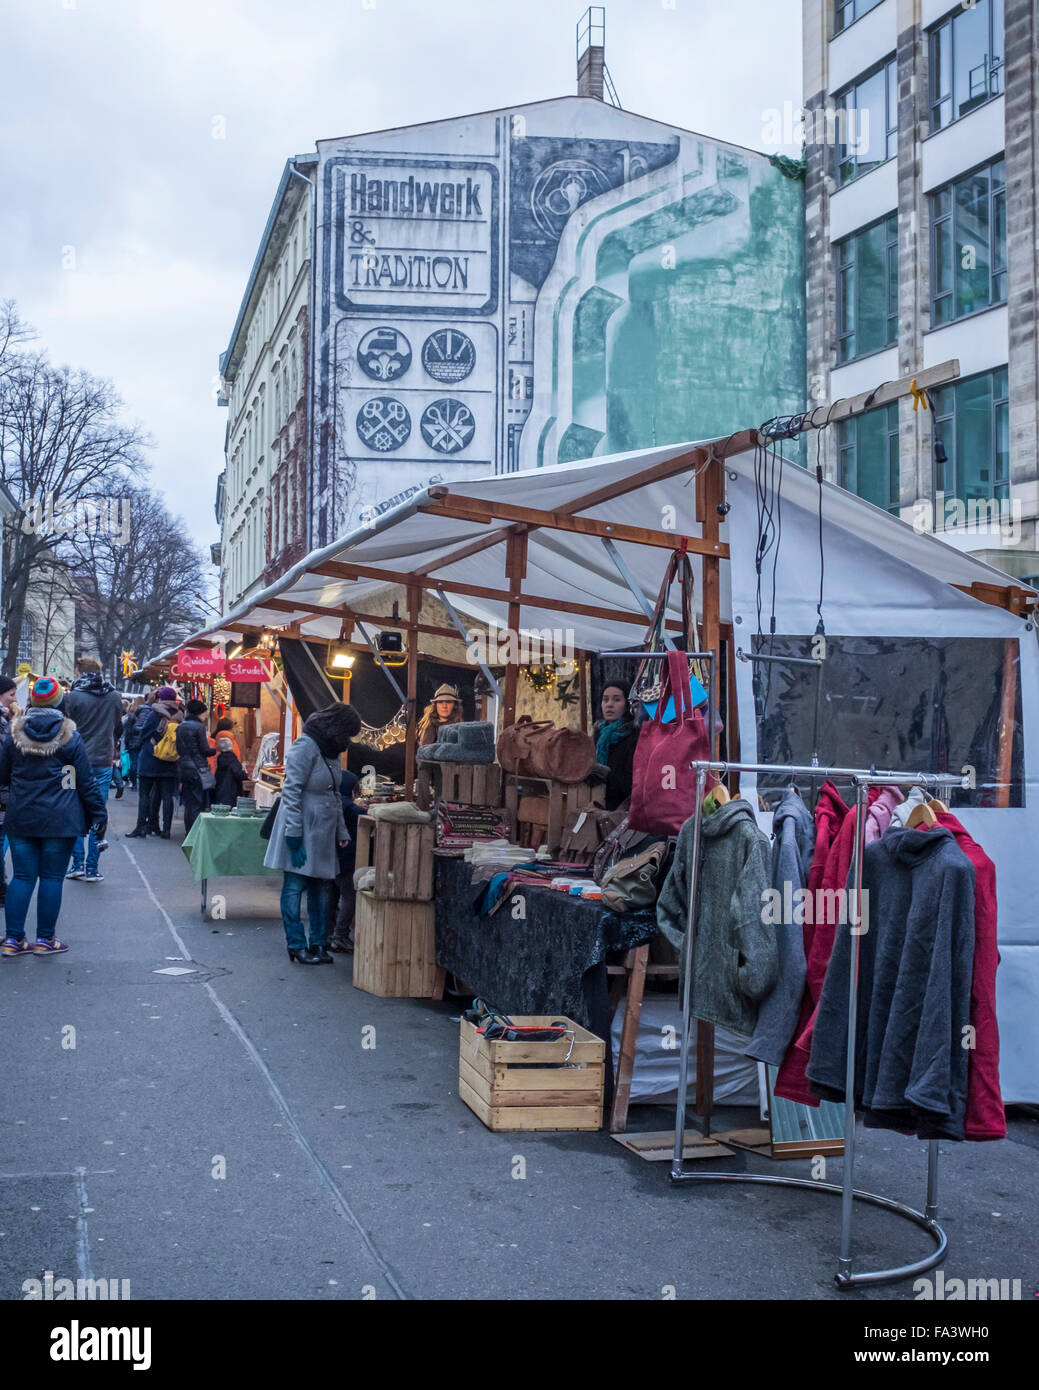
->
xmin=155 ymin=426 xmax=1039 ymax=1102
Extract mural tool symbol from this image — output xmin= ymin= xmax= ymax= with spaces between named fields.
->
xmin=421 ymin=399 xmax=475 ymax=454
xmin=422 ymin=328 xmax=476 ymax=383
xmin=357 ymin=397 xmax=412 ymax=452
xmin=358 ymin=327 xmax=412 ymax=381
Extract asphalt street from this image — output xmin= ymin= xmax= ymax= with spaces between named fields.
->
xmin=1 ymin=789 xmax=1037 ymax=1302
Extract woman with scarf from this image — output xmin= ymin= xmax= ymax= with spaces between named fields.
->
xmin=593 ymin=684 xmax=640 ymax=812
xmin=263 ymin=703 xmax=362 ymax=964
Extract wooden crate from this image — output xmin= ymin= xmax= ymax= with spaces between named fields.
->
xmin=458 ymin=1016 xmax=605 ymax=1131
xmin=416 ymin=762 xmax=502 ymax=810
xmin=354 ymin=815 xmax=434 ymax=900
xmin=353 ymin=891 xmax=436 ymax=997
xmin=503 ymin=775 xmax=603 ymax=854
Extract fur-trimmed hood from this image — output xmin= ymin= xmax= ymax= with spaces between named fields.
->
xmin=153 ymin=699 xmax=180 ymax=721
xmin=12 ymin=708 xmax=77 ymax=756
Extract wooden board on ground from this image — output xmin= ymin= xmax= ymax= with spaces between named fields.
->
xmin=609 ymin=1130 xmax=737 ymax=1162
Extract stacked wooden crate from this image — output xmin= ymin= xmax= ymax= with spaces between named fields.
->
xmin=352 ymin=815 xmax=437 ymax=998
xmin=503 ymin=774 xmax=604 ymax=855
xmin=416 ymin=761 xmax=503 ymax=810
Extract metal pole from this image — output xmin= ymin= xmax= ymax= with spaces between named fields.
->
xmin=601 ymin=537 xmax=677 ymax=651
xmin=837 ymin=777 xmax=869 ymax=1280
xmin=925 ymin=1139 xmax=940 ymax=1223
xmin=671 ymin=765 xmax=707 ymax=1177
xmin=435 ymin=586 xmax=504 ymax=699
xmin=688 ymin=759 xmax=964 ymax=789
xmin=355 ymin=622 xmax=407 ymax=704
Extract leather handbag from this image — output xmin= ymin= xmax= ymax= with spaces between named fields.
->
xmin=599 ymin=840 xmax=669 ymax=914
xmin=627 ymin=650 xmax=711 ymax=836
xmin=496 ymin=716 xmax=596 ymax=784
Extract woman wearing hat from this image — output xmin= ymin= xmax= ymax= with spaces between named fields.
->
xmin=415 ymin=684 xmax=463 ymax=746
xmin=0 ymin=677 xmax=107 ymax=956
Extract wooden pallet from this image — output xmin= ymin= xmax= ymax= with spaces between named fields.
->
xmin=458 ymin=1016 xmax=605 ymax=1131
xmin=353 ymin=891 xmax=436 ymax=998
xmin=416 ymin=762 xmax=502 ymax=810
xmin=354 ymin=815 xmax=434 ymax=900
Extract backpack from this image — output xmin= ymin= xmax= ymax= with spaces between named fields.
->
xmin=599 ymin=840 xmax=669 ymax=914
xmin=153 ymin=719 xmax=179 ymax=762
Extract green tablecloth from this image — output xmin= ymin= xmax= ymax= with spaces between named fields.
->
xmin=181 ymin=812 xmax=280 ymax=882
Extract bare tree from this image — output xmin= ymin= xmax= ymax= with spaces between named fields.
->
xmin=70 ymin=486 xmax=209 ymax=674
xmin=0 ymin=347 xmax=148 ymax=674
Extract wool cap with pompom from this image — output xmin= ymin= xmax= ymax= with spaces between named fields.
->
xmin=30 ymin=676 xmax=64 ymax=708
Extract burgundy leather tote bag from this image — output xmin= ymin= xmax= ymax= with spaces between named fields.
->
xmin=627 ymin=650 xmax=711 ymax=836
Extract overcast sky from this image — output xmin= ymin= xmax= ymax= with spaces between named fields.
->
xmin=2 ymin=0 xmax=803 ymax=554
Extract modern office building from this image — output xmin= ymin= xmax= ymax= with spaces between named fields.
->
xmin=803 ymin=0 xmax=1039 ymax=579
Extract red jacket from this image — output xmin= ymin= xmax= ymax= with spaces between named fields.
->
xmin=928 ymin=813 xmax=1005 ymax=1141
xmin=775 ymin=782 xmax=847 ymax=1105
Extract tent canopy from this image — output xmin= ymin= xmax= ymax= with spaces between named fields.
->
xmin=154 ymin=433 xmax=1034 ymax=664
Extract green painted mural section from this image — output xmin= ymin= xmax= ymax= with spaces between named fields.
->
xmin=566 ymin=160 xmax=804 ymax=459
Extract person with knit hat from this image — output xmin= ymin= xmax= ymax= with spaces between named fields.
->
xmin=65 ymin=657 xmax=124 ymax=883
xmin=0 ymin=674 xmax=19 ymax=908
xmin=415 ymin=683 xmax=463 ymax=746
xmin=0 ymin=677 xmax=107 ymax=956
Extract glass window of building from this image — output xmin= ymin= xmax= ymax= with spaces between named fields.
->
xmin=837 ymin=404 xmax=900 ymax=513
xmin=16 ymin=612 xmax=35 ymax=666
xmin=834 ymin=0 xmax=883 ymax=36
xmin=837 ymin=213 xmax=898 ymax=362
xmin=836 ymin=58 xmax=898 ymax=186
xmin=930 ymin=368 xmax=1009 ymax=513
xmin=931 ymin=159 xmax=1006 ymax=325
xmin=929 ymin=0 xmax=1004 ymax=132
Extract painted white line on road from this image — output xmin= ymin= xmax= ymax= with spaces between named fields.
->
xmin=122 ymin=841 xmax=408 ymax=1300
xmin=74 ymin=1167 xmax=93 ymax=1282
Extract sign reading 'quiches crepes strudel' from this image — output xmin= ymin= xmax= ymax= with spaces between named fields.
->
xmin=331 ymin=156 xmax=499 ymax=315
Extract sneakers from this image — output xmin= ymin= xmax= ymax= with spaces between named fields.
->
xmin=33 ymin=938 xmax=69 ymax=955
xmin=82 ymin=873 xmax=104 ymax=884
xmin=2 ymin=937 xmax=31 ymax=957
xmin=66 ymin=867 xmax=85 ymax=880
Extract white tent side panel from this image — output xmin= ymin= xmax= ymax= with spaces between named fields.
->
xmin=728 ymin=463 xmax=1039 ymax=1104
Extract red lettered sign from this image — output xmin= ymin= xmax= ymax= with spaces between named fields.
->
xmin=177 ymin=648 xmax=227 ymax=676
xmin=227 ymin=657 xmax=271 ymax=681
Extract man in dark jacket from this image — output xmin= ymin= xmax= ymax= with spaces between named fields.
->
xmin=176 ymin=699 xmax=216 ymax=834
xmin=64 ymin=657 xmax=123 ymax=883
xmin=128 ymin=689 xmax=180 ymax=838
xmin=0 ymin=677 xmax=107 ymax=955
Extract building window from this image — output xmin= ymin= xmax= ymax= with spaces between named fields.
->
xmin=837 ymin=213 xmax=898 ymax=363
xmin=930 ymin=158 xmax=1006 ymax=326
xmin=838 ymin=404 xmax=900 ymax=514
xmin=834 ymin=0 xmax=883 ymax=36
xmin=836 ymin=57 xmax=898 ymax=186
xmin=16 ymin=612 xmax=35 ymax=666
xmin=929 ymin=0 xmax=1004 ymax=132
xmin=930 ymin=368 xmax=1009 ymax=513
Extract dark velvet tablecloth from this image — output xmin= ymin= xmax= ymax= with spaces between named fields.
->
xmin=434 ymin=857 xmax=658 ymax=1042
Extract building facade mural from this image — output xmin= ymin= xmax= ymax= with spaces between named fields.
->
xmin=312 ymin=97 xmax=805 ymax=545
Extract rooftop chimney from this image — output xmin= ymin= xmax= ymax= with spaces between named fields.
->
xmin=576 ymin=6 xmax=605 ymax=100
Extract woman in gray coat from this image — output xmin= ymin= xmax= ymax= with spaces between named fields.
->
xmin=264 ymin=703 xmax=361 ymax=964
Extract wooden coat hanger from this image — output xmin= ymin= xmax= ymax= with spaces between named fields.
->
xmin=926 ymin=797 xmax=949 ymax=815
xmin=906 ymin=801 xmax=938 ymax=828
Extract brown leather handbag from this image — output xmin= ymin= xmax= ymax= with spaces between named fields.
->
xmin=496 ymin=716 xmax=595 ymax=784
xmin=496 ymin=716 xmax=553 ymax=775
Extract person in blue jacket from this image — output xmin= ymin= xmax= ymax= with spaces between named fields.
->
xmin=0 ymin=677 xmax=107 ymax=957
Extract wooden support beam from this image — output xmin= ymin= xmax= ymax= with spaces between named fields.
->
xmin=259 ymin=595 xmax=462 ymax=641
xmin=309 ymin=560 xmax=685 ymax=630
xmin=417 ymin=494 xmax=728 ymax=557
xmin=502 ymin=530 xmax=527 ymax=728
xmin=404 ymin=584 xmax=420 ymax=793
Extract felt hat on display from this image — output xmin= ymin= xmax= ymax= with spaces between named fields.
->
xmin=415 ymin=720 xmax=495 ymax=764
xmin=29 ymin=677 xmax=64 ymax=708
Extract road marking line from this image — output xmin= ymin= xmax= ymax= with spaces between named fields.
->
xmin=74 ymin=1167 xmax=93 ymax=1282
xmin=122 ymin=842 xmax=408 ymax=1300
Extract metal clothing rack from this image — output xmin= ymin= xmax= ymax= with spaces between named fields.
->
xmin=672 ymin=758 xmax=968 ymax=1289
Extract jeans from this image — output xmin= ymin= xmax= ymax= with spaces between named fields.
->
xmin=5 ymin=836 xmax=77 ymax=941
xmin=181 ymin=775 xmax=209 ymax=834
xmin=136 ymin=776 xmax=174 ymax=834
xmin=280 ymin=871 xmax=330 ymax=951
xmin=327 ymin=873 xmax=356 ymax=944
xmin=111 ymin=760 xmax=124 ymax=791
xmin=72 ymin=766 xmax=111 ymax=874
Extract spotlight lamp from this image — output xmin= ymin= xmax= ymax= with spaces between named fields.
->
xmin=376 ymin=631 xmax=408 ymax=667
xmin=325 ymin=640 xmax=356 ymax=678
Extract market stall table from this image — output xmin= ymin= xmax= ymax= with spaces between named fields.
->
xmin=181 ymin=811 xmax=280 ymax=915
xmin=434 ymin=857 xmax=657 ymax=1048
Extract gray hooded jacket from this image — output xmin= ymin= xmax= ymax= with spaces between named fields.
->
xmin=807 ymin=823 xmax=975 ymax=1139
xmin=656 ymin=798 xmax=778 ymax=1037
xmin=745 ymin=787 xmax=813 ymax=1066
